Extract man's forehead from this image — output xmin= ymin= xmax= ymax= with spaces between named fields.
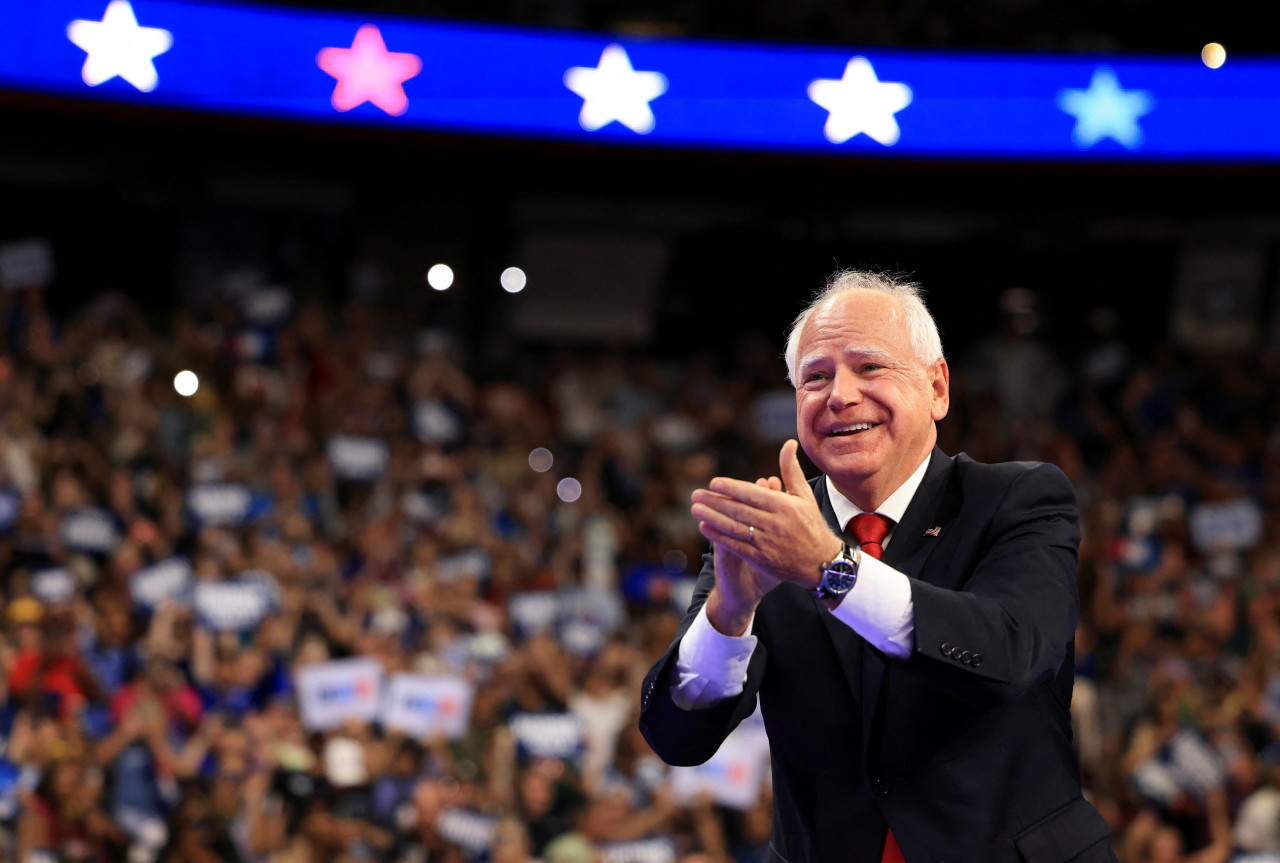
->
xmin=811 ymin=288 xmax=901 ymax=324
xmin=799 ymin=291 xmax=909 ymax=351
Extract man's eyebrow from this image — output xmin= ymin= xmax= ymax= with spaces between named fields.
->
xmin=843 ymin=347 xmax=896 ymax=365
xmin=798 ymin=347 xmax=897 ymax=376
xmin=797 ymin=353 xmax=830 ymax=375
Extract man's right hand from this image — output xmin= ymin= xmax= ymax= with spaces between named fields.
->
xmin=704 ymin=540 xmax=779 ymax=636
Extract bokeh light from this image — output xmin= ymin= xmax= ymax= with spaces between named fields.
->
xmin=556 ymin=477 xmax=582 ymax=502
xmin=427 ymin=263 xmax=454 ymax=290
xmin=500 ymin=267 xmax=527 ymax=293
xmin=528 ymin=447 xmax=554 ymax=472
xmin=174 ymin=370 xmax=199 ymax=397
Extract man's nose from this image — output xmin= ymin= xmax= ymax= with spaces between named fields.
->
xmin=827 ymin=367 xmax=862 ymax=409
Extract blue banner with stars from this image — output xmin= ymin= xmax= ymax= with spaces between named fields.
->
xmin=2 ymin=0 xmax=1279 ymax=161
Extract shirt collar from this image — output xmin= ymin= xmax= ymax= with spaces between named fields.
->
xmin=825 ymin=453 xmax=932 ymax=532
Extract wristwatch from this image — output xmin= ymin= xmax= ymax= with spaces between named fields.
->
xmin=812 ymin=543 xmax=860 ymax=601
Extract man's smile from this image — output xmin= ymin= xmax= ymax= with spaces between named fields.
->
xmin=828 ymin=422 xmax=880 ymax=437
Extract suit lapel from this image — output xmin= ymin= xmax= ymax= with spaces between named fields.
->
xmin=880 ymin=447 xmax=958 ymax=576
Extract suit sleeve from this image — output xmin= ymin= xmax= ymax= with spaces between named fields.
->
xmin=901 ymin=462 xmax=1081 ymax=707
xmin=638 ymin=552 xmax=767 ymax=766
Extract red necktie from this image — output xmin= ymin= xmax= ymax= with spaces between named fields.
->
xmin=846 ymin=512 xmax=904 ymax=863
xmin=847 ymin=512 xmax=892 ymax=560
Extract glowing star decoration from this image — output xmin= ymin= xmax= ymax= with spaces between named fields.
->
xmin=1057 ymin=67 xmax=1154 ymax=149
xmin=66 ymin=0 xmax=173 ymax=92
xmin=807 ymin=57 xmax=913 ymax=146
xmin=317 ymin=25 xmax=422 ymax=116
xmin=564 ymin=44 xmax=668 ymax=134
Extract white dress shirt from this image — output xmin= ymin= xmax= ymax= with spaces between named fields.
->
xmin=671 ymin=456 xmax=930 ymax=710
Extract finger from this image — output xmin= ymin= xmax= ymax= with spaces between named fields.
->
xmin=779 ymin=440 xmax=816 ymax=501
xmin=766 ymin=476 xmax=782 ymax=491
xmin=696 ymin=481 xmax=773 ymax=514
xmin=755 ymin=478 xmax=770 ymax=487
xmin=691 ymin=499 xmax=760 ymax=538
xmin=691 ymin=488 xmax=771 ymax=522
xmin=705 ymin=476 xmax=786 ymax=510
xmin=700 ymin=522 xmax=756 ymax=559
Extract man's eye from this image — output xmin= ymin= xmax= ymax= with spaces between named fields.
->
xmin=805 ymin=372 xmax=827 ymax=382
xmin=862 ymin=364 xmax=884 ymax=373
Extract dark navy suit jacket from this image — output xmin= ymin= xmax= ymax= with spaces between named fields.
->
xmin=639 ymin=448 xmax=1116 ymax=863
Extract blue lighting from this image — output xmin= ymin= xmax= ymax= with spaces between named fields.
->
xmin=2 ymin=0 xmax=1278 ymax=161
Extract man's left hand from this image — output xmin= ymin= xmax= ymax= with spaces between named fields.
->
xmin=690 ymin=439 xmax=843 ymax=590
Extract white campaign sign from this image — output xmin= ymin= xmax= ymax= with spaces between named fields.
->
xmin=187 ymin=483 xmax=252 ymax=526
xmin=435 ymin=809 xmax=495 ymax=853
xmin=669 ymin=730 xmax=765 ymax=811
xmin=382 ymin=674 xmax=474 ymax=739
xmin=602 ymin=838 xmax=676 ymax=863
xmin=31 ymin=568 xmax=76 ymax=603
xmin=60 ymin=508 xmax=120 ymax=553
xmin=296 ymin=658 xmax=385 ymax=730
xmin=130 ymin=558 xmax=194 ymax=608
xmin=508 ymin=591 xmax=559 ymax=634
xmin=1190 ymin=498 xmax=1263 ymax=553
xmin=327 ymin=436 xmax=390 ymax=481
xmin=193 ymin=580 xmax=272 ymax=631
xmin=509 ymin=712 xmax=586 ymax=760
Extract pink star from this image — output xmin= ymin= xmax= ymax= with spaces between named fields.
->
xmin=317 ymin=24 xmax=421 ymax=116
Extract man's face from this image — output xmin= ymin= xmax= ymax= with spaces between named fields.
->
xmin=794 ymin=290 xmax=949 ymax=509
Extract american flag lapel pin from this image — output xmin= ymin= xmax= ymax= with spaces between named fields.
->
xmin=924 ymin=526 xmax=941 ymax=537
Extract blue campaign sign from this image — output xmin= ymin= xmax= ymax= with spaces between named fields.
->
xmin=2 ymin=0 xmax=1279 ymax=160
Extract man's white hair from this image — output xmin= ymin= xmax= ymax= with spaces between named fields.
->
xmin=784 ymin=270 xmax=945 ymax=386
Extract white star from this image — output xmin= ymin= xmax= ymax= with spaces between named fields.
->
xmin=807 ymin=57 xmax=912 ymax=146
xmin=564 ymin=44 xmax=668 ymax=135
xmin=1057 ymin=67 xmax=1154 ymax=149
xmin=67 ymin=0 xmax=172 ymax=92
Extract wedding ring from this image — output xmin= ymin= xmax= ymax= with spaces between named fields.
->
xmin=747 ymin=525 xmax=755 ymax=544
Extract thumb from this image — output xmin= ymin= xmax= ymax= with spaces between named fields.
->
xmin=779 ymin=439 xmax=815 ymax=501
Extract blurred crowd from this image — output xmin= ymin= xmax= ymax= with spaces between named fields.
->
xmin=1 ymin=277 xmax=1279 ymax=863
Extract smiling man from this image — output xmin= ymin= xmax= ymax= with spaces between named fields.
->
xmin=639 ymin=271 xmax=1116 ymax=863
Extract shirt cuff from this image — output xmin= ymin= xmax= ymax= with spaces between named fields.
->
xmin=670 ymin=605 xmax=758 ymax=710
xmin=829 ymin=553 xmax=915 ymax=660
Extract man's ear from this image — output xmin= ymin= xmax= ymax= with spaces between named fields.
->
xmin=929 ymin=359 xmax=950 ymax=421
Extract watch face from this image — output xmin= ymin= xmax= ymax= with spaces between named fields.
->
xmin=821 ymin=559 xmax=858 ymax=595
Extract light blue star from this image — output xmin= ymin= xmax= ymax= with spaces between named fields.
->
xmin=1057 ymin=67 xmax=1154 ymax=149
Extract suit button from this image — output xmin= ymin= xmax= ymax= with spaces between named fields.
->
xmin=940 ymin=642 xmax=953 ymax=656
xmin=960 ymin=651 xmax=972 ymax=664
xmin=971 ymin=654 xmax=982 ymax=668
xmin=872 ymin=778 xmax=889 ymax=797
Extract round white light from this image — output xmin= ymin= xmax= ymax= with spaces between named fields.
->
xmin=174 ymin=370 xmax=199 ymax=397
xmin=500 ymin=267 xmax=527 ymax=294
xmin=556 ymin=477 xmax=582 ymax=503
xmin=427 ymin=264 xmax=454 ymax=291
xmin=528 ymin=447 xmax=554 ymax=473
xmin=1202 ymin=43 xmax=1226 ymax=69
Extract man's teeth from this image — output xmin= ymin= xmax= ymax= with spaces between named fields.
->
xmin=833 ymin=424 xmax=874 ymax=435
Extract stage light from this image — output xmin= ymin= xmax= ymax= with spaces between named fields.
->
xmin=528 ymin=447 xmax=554 ymax=472
xmin=427 ymin=263 xmax=454 ymax=290
xmin=556 ymin=477 xmax=582 ymax=502
xmin=500 ymin=267 xmax=526 ymax=293
xmin=1202 ymin=43 xmax=1226 ymax=69
xmin=174 ymin=370 xmax=199 ymax=396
